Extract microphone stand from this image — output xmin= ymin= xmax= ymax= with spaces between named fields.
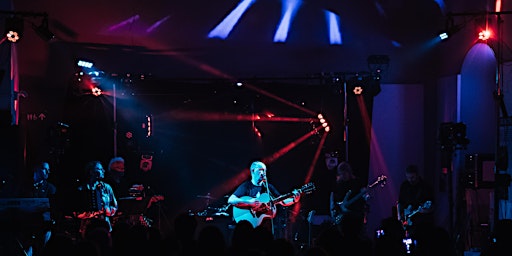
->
xmin=262 ymin=176 xmax=275 ymax=236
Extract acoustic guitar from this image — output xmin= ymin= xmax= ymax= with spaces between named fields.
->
xmin=232 ymin=182 xmax=315 ymax=228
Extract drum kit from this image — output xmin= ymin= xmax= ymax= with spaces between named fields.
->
xmin=193 ymin=194 xmax=230 ymax=217
xmin=114 ymin=184 xmax=164 ymax=228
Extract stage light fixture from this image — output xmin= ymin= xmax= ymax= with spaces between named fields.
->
xmin=77 ymin=59 xmax=94 ymax=69
xmin=32 ymin=15 xmax=54 ymax=42
xmin=478 ymin=29 xmax=491 ymax=41
xmin=437 ymin=15 xmax=464 ymax=42
xmin=438 ymin=24 xmax=464 ymax=41
xmin=353 ymin=86 xmax=363 ymax=95
xmin=4 ymin=16 xmax=24 ymax=43
xmin=438 ymin=31 xmax=449 ymax=40
xmin=91 ymin=87 xmax=102 ymax=96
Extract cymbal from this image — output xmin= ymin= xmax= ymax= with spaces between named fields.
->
xmin=197 ymin=195 xmax=216 ymax=200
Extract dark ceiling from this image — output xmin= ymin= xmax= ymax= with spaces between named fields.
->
xmin=8 ymin=0 xmax=512 ymax=85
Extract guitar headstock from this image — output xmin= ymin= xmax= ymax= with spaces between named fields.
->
xmin=422 ymin=200 xmax=432 ymax=209
xmin=369 ymin=175 xmax=387 ymax=188
xmin=300 ymin=182 xmax=316 ymax=194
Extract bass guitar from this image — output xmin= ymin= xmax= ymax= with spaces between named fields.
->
xmin=232 ymin=182 xmax=315 ymax=228
xmin=332 ymin=175 xmax=387 ymax=225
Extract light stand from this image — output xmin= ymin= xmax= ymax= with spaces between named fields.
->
xmin=444 ymin=9 xmax=512 ymax=237
xmin=439 ymin=122 xmax=469 ymax=236
xmin=262 ymin=178 xmax=275 ymax=236
xmin=343 ymin=78 xmax=349 ymax=161
xmin=113 ymin=82 xmax=117 ymax=157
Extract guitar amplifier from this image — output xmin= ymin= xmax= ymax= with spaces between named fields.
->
xmin=0 ymin=198 xmax=51 ymax=230
xmin=464 ymin=153 xmax=494 ymax=188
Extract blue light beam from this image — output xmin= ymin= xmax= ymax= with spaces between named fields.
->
xmin=273 ymin=0 xmax=302 ymax=43
xmin=325 ymin=10 xmax=342 ymax=45
xmin=208 ymin=0 xmax=257 ymax=39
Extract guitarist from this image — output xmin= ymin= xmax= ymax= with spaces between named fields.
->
xmin=329 ymin=161 xmax=369 ymax=236
xmin=397 ymin=164 xmax=434 ymax=237
xmin=227 ymin=160 xmax=301 ymax=231
xmin=75 ymin=160 xmax=118 ymax=236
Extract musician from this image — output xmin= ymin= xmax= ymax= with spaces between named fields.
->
xmin=104 ymin=156 xmax=132 ymax=198
xmin=75 ymin=160 xmax=118 ymax=235
xmin=31 ymin=161 xmax=57 ymax=255
xmin=227 ymin=160 xmax=301 ymax=231
xmin=32 ymin=161 xmax=57 ymax=198
xmin=397 ymin=164 xmax=434 ymax=237
xmin=329 ymin=161 xmax=368 ymax=235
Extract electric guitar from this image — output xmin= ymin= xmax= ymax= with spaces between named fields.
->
xmin=332 ymin=175 xmax=387 ymax=225
xmin=401 ymin=200 xmax=432 ymax=227
xmin=232 ymin=182 xmax=315 ymax=228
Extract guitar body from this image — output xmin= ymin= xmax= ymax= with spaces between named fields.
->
xmin=232 ymin=193 xmax=276 ymax=228
xmin=232 ymin=182 xmax=315 ymax=228
xmin=401 ymin=201 xmax=432 ymax=227
xmin=332 ymin=175 xmax=387 ymax=225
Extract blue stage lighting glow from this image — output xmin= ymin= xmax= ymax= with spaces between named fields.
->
xmin=273 ymin=0 xmax=302 ymax=43
xmin=208 ymin=0 xmax=257 ymax=39
xmin=326 ymin=11 xmax=342 ymax=45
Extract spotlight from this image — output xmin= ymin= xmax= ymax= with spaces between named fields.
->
xmin=91 ymin=87 xmax=102 ymax=96
xmin=478 ymin=29 xmax=491 ymax=41
xmin=438 ymin=31 xmax=449 ymax=41
xmin=4 ymin=16 xmax=24 ymax=43
xmin=438 ymin=15 xmax=463 ymax=42
xmin=353 ymin=86 xmax=363 ymax=95
xmin=77 ymin=59 xmax=94 ymax=69
xmin=348 ymin=75 xmax=366 ymax=95
xmin=438 ymin=24 xmax=463 ymax=42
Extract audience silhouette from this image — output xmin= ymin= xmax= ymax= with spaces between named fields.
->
xmin=35 ymin=208 xmax=506 ymax=256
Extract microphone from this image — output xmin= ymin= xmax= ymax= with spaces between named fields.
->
xmin=259 ymin=175 xmax=267 ymax=186
xmin=307 ymin=210 xmax=316 ymax=223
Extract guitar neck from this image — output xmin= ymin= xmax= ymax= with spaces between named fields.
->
xmin=270 ymin=184 xmax=313 ymax=204
xmin=271 ymin=192 xmax=294 ymax=204
xmin=343 ymin=189 xmax=366 ymax=206
xmin=338 ymin=176 xmax=386 ymax=207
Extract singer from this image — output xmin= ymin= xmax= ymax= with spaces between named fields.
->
xmin=227 ymin=160 xmax=301 ymax=232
